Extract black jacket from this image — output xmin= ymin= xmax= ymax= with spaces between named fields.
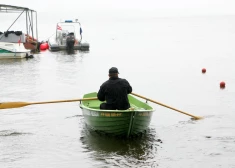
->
xmin=98 ymin=77 xmax=132 ymax=110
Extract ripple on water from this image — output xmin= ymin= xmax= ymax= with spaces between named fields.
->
xmin=0 ymin=130 xmax=32 ymax=137
xmin=79 ymin=125 xmax=162 ymax=168
xmin=0 ymin=129 xmax=34 ymax=165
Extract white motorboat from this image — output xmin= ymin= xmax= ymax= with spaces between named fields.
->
xmin=48 ymin=20 xmax=90 ymax=52
xmin=0 ymin=4 xmax=39 ymax=58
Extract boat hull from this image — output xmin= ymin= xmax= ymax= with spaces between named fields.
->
xmin=0 ymin=52 xmax=28 ymax=59
xmin=23 ymin=42 xmax=39 ymax=52
xmin=0 ymin=42 xmax=31 ymax=59
xmin=80 ymin=92 xmax=154 ymax=138
xmin=48 ymin=41 xmax=90 ymax=52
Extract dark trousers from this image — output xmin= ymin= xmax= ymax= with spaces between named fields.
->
xmin=100 ymin=103 xmax=117 ymax=110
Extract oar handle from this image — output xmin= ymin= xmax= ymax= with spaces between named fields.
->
xmin=0 ymin=97 xmax=98 ymax=110
xmin=131 ymin=92 xmax=202 ymax=120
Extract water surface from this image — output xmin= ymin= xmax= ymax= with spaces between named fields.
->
xmin=0 ymin=14 xmax=235 ymax=168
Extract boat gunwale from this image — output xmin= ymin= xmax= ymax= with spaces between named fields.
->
xmin=80 ymin=92 xmax=155 ymax=113
xmin=80 ymin=105 xmax=155 ymax=113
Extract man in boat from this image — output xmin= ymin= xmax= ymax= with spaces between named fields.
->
xmin=98 ymin=67 xmax=132 ymax=110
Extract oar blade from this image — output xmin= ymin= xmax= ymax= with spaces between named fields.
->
xmin=191 ymin=116 xmax=203 ymax=120
xmin=0 ymin=102 xmax=29 ymax=109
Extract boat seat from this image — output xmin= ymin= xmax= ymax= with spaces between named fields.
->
xmin=83 ymin=102 xmax=100 ymax=109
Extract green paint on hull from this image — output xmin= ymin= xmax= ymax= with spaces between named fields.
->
xmin=0 ymin=49 xmax=12 ymax=53
xmin=80 ymin=92 xmax=155 ymax=138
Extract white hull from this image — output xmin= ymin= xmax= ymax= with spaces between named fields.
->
xmin=48 ymin=40 xmax=90 ymax=51
xmin=0 ymin=52 xmax=28 ymax=59
xmin=0 ymin=42 xmax=31 ymax=59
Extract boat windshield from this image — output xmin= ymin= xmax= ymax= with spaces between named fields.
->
xmin=57 ymin=23 xmax=80 ymax=37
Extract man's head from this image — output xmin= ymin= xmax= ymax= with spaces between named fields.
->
xmin=109 ymin=67 xmax=119 ymax=77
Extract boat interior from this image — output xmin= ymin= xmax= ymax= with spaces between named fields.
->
xmin=81 ymin=92 xmax=153 ymax=111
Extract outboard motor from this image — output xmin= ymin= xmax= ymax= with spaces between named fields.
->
xmin=66 ymin=32 xmax=75 ymax=51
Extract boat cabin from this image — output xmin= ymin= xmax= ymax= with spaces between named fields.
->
xmin=0 ymin=31 xmax=26 ymax=43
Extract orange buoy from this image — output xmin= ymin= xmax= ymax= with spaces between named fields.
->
xmin=202 ymin=68 xmax=206 ymax=73
xmin=220 ymin=81 xmax=226 ymax=89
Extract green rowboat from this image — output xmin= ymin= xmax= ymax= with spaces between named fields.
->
xmin=80 ymin=92 xmax=155 ymax=138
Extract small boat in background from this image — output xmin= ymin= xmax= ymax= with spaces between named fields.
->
xmin=48 ymin=20 xmax=90 ymax=52
xmin=0 ymin=4 xmax=39 ymax=58
xmin=80 ymin=92 xmax=155 ymax=138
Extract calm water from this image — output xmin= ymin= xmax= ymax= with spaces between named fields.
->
xmin=1 ymin=14 xmax=235 ymax=168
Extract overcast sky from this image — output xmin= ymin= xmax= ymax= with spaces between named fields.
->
xmin=1 ymin=0 xmax=235 ymax=42
xmin=1 ymin=0 xmax=235 ymax=16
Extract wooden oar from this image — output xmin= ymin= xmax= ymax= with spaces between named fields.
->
xmin=131 ymin=93 xmax=203 ymax=120
xmin=0 ymin=97 xmax=98 ymax=110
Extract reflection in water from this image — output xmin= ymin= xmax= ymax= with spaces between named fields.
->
xmin=52 ymin=50 xmax=88 ymax=63
xmin=60 ymin=50 xmax=77 ymax=55
xmin=80 ymin=121 xmax=162 ymax=167
xmin=0 ymin=58 xmax=26 ymax=66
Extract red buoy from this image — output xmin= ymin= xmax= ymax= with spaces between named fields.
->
xmin=202 ymin=68 xmax=206 ymax=73
xmin=40 ymin=43 xmax=48 ymax=50
xmin=45 ymin=42 xmax=49 ymax=49
xmin=220 ymin=81 xmax=226 ymax=89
